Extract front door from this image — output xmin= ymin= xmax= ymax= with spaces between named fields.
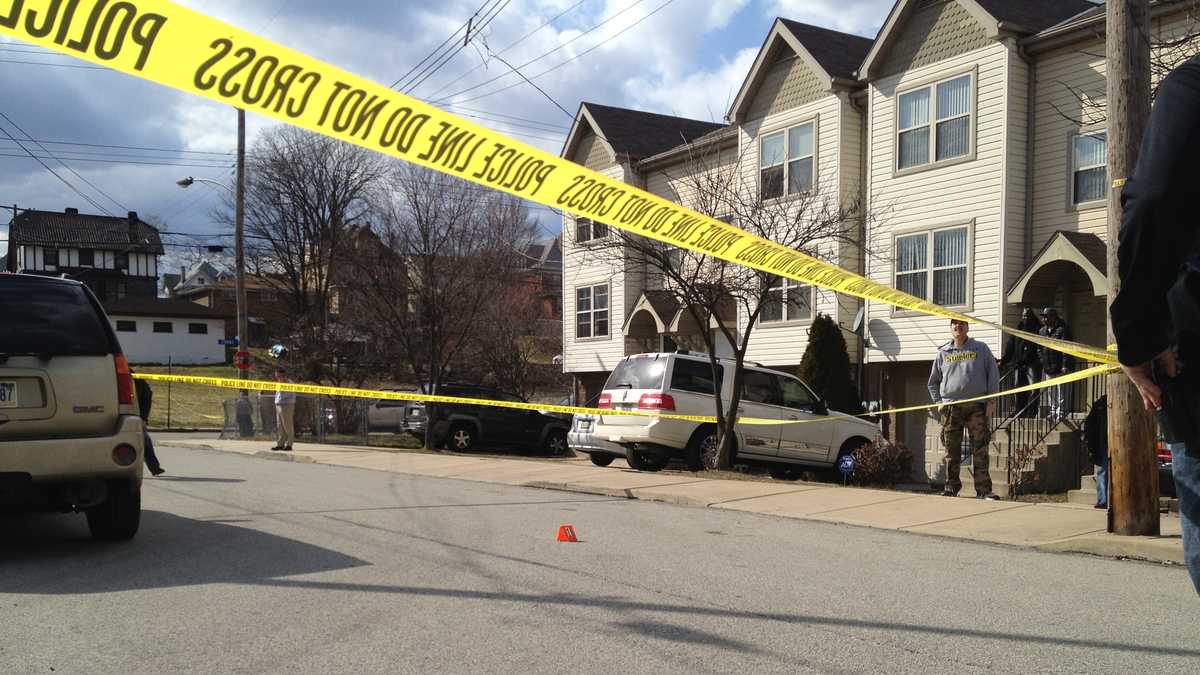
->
xmin=777 ymin=375 xmax=834 ymax=462
xmin=734 ymin=370 xmax=781 ymax=457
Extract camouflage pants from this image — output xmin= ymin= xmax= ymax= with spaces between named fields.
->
xmin=941 ymin=401 xmax=992 ymax=495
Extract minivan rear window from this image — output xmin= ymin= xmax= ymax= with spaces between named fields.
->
xmin=605 ymin=356 xmax=667 ymax=390
xmin=0 ymin=279 xmax=114 ymax=355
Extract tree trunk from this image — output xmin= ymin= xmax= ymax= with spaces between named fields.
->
xmin=1106 ymin=0 xmax=1159 ymax=536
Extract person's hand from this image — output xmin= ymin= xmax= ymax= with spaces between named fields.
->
xmin=1120 ymin=349 xmax=1178 ymax=411
xmin=986 ymin=400 xmax=996 ymax=417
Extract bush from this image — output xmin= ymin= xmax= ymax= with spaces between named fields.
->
xmin=798 ymin=313 xmax=863 ymax=414
xmin=849 ymin=438 xmax=913 ymax=487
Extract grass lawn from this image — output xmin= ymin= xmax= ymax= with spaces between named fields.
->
xmin=137 ymin=362 xmax=248 ymax=428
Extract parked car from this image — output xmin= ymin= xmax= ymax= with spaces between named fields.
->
xmin=1158 ymin=439 xmax=1177 ymax=498
xmin=587 ymin=351 xmax=878 ymax=473
xmin=0 ymin=273 xmax=144 ymax=540
xmin=420 ymin=383 xmax=570 ymax=454
xmin=367 ymin=388 xmax=417 ymax=433
xmin=568 ymin=395 xmax=625 ymax=466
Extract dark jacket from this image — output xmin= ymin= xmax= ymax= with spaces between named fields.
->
xmin=134 ymin=378 xmax=153 ymax=423
xmin=1039 ymin=321 xmax=1073 ymax=374
xmin=1111 ymin=55 xmax=1200 ymax=367
xmin=1084 ymin=395 xmax=1108 ymax=466
xmin=1002 ymin=318 xmax=1043 ymax=371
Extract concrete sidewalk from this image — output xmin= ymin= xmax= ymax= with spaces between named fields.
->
xmin=163 ymin=437 xmax=1186 ymax=566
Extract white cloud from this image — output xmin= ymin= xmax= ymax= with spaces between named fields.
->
xmin=625 ymin=47 xmax=759 ymax=122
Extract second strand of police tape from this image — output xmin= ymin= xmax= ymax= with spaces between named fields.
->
xmin=0 ymin=0 xmax=1115 ymax=367
xmin=134 ymin=364 xmax=1114 ymax=428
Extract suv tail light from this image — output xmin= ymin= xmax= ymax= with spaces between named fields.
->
xmin=114 ymin=353 xmax=135 ymax=405
xmin=597 ymin=393 xmax=612 ymax=409
xmin=638 ymin=392 xmax=675 ymax=411
xmin=1156 ymin=441 xmax=1172 ymax=463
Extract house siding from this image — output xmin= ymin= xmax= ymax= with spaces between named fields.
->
xmin=572 ymin=131 xmax=614 ymax=172
xmin=866 ymin=40 xmax=1010 ymax=362
xmin=878 ymin=0 xmax=991 ymax=77
xmin=1004 ymin=45 xmax=1029 ymax=327
xmin=746 ymin=52 xmax=827 ymax=121
xmin=738 ymin=93 xmax=859 ymax=367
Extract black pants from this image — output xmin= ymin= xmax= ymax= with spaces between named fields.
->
xmin=143 ymin=430 xmax=162 ymax=473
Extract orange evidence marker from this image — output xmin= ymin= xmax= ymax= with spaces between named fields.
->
xmin=556 ymin=524 xmax=578 ymax=542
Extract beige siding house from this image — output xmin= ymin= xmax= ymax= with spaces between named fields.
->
xmin=559 ymin=0 xmax=1197 ymax=484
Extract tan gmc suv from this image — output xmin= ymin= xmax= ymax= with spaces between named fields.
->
xmin=0 ymin=273 xmax=144 ymax=540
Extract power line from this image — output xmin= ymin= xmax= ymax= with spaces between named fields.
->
xmin=449 ymin=0 xmax=675 ymax=107
xmin=0 ymin=110 xmax=128 ymax=213
xmin=0 ymin=58 xmax=109 ymax=70
xmin=431 ymin=0 xmax=649 ymax=104
xmin=437 ymin=104 xmax=568 ymax=130
xmin=424 ymin=0 xmax=590 ymax=100
xmin=0 ymin=152 xmax=237 ymax=168
xmin=390 ymin=0 xmax=494 ymax=91
xmin=405 ymin=0 xmax=513 ymax=95
xmin=0 ymin=113 xmax=113 ymax=215
xmin=10 ymin=138 xmax=236 ymax=156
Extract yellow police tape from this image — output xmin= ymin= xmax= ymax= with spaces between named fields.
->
xmin=133 ymin=364 xmax=1115 ymax=427
xmin=0 ymin=0 xmax=1114 ymax=366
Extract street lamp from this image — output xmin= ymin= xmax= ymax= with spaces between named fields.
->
xmin=177 ymin=110 xmax=247 ymax=386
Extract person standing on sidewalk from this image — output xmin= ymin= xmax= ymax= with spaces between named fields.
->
xmin=928 ymin=319 xmax=1000 ymax=500
xmin=1110 ymin=54 xmax=1200 ymax=594
xmin=1038 ymin=308 xmax=1074 ymax=421
xmin=1084 ymin=395 xmax=1108 ymax=509
xmin=272 ymin=367 xmax=296 ymax=452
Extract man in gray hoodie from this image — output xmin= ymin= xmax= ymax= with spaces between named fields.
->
xmin=928 ymin=319 xmax=1001 ymax=499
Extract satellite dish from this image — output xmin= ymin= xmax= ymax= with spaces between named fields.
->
xmin=851 ymin=307 xmax=865 ymax=335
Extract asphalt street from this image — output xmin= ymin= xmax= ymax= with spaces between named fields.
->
xmin=1 ymin=442 xmax=1197 ymax=674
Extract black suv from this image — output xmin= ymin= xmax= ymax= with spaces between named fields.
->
xmin=421 ymin=383 xmax=570 ymax=455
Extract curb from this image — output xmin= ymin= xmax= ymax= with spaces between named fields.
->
xmin=167 ymin=440 xmax=1185 ymax=567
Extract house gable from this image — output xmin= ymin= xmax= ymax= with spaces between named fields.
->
xmin=744 ymin=46 xmax=828 ymax=121
xmin=875 ymin=0 xmax=992 ymax=77
xmin=572 ymin=130 xmax=615 ymax=172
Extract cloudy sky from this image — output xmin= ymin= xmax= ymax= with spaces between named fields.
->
xmin=0 ymin=0 xmax=896 ymax=272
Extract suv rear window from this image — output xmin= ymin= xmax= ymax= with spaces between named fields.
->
xmin=606 ymin=357 xmax=667 ymax=390
xmin=671 ymin=358 xmax=723 ymax=395
xmin=0 ymin=278 xmax=114 ymax=355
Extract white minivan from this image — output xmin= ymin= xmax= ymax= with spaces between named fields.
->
xmin=586 ymin=351 xmax=878 ymax=473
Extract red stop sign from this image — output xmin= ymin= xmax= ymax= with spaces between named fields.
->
xmin=234 ymin=351 xmax=252 ymax=370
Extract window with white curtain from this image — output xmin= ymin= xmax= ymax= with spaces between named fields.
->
xmin=575 ymin=284 xmax=609 ymax=338
xmin=897 ymin=73 xmax=972 ymax=171
xmin=759 ymin=121 xmax=815 ymax=199
xmin=894 ymin=225 xmax=970 ymax=307
xmin=760 ymin=275 xmax=813 ymax=323
xmin=1072 ymin=132 xmax=1107 ymax=205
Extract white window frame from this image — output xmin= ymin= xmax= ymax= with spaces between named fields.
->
xmin=760 ymin=276 xmax=814 ymax=325
xmin=891 ymin=222 xmax=973 ymax=314
xmin=575 ymin=283 xmax=610 ymax=340
xmin=574 ymin=217 xmax=609 ymax=244
xmin=1070 ymin=130 xmax=1108 ymax=208
xmin=894 ymin=69 xmax=976 ymax=175
xmin=758 ymin=119 xmax=817 ymax=201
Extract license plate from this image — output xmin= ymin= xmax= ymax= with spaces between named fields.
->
xmin=578 ymin=419 xmax=592 ymax=431
xmin=0 ymin=381 xmax=15 ymax=408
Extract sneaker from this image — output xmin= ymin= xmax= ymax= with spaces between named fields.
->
xmin=270 ymin=445 xmax=284 ymax=451
xmin=150 ymin=467 xmax=165 ymax=476
xmin=282 ymin=446 xmax=293 ymax=451
xmin=942 ymin=488 xmax=959 ymax=497
xmin=977 ymin=492 xmax=1001 ymax=501
xmin=1094 ymin=502 xmax=1107 ymax=509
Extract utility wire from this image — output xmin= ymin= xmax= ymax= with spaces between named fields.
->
xmin=0 ymin=152 xmax=240 ymax=168
xmin=390 ymin=0 xmax=495 ymax=90
xmin=0 ymin=114 xmax=113 ymax=215
xmin=404 ymin=0 xmax=512 ymax=95
xmin=431 ymin=0 xmax=649 ymax=104
xmin=0 ymin=110 xmax=129 ymax=212
xmin=424 ymin=0 xmax=589 ymax=100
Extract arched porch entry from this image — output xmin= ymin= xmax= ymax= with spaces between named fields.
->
xmin=1007 ymin=231 xmax=1108 ymax=348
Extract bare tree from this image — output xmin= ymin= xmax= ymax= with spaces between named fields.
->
xmin=588 ymin=141 xmax=872 ymax=469
xmin=238 ymin=126 xmax=387 ymax=386
xmin=350 ymin=165 xmax=538 ymax=397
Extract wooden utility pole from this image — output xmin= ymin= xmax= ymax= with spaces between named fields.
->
xmin=235 ymin=109 xmax=249 ymax=387
xmin=1106 ymin=0 xmax=1159 ymax=535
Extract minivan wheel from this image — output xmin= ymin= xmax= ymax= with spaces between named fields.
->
xmin=448 ymin=424 xmax=476 ymax=452
xmin=86 ymin=482 xmax=140 ymax=541
xmin=545 ymin=429 xmax=569 ymax=455
xmin=589 ymin=453 xmax=616 ymax=467
xmin=626 ymin=449 xmax=667 ymax=472
xmin=685 ymin=429 xmax=719 ymax=471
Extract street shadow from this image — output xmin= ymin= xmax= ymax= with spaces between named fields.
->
xmin=0 ymin=510 xmax=368 ymax=595
xmin=150 ymin=476 xmax=246 ymax=484
xmin=612 ymin=620 xmax=761 ymax=654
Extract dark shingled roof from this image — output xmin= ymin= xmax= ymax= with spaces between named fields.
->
xmin=582 ymin=103 xmax=725 ymax=160
xmin=1059 ymin=230 xmax=1107 ymax=275
xmin=778 ymin=18 xmax=874 ymax=79
xmin=973 ymin=0 xmax=1098 ymax=33
xmin=103 ymin=298 xmax=231 ymax=319
xmin=643 ymin=290 xmax=682 ymax=323
xmin=10 ymin=208 xmax=164 ymax=255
